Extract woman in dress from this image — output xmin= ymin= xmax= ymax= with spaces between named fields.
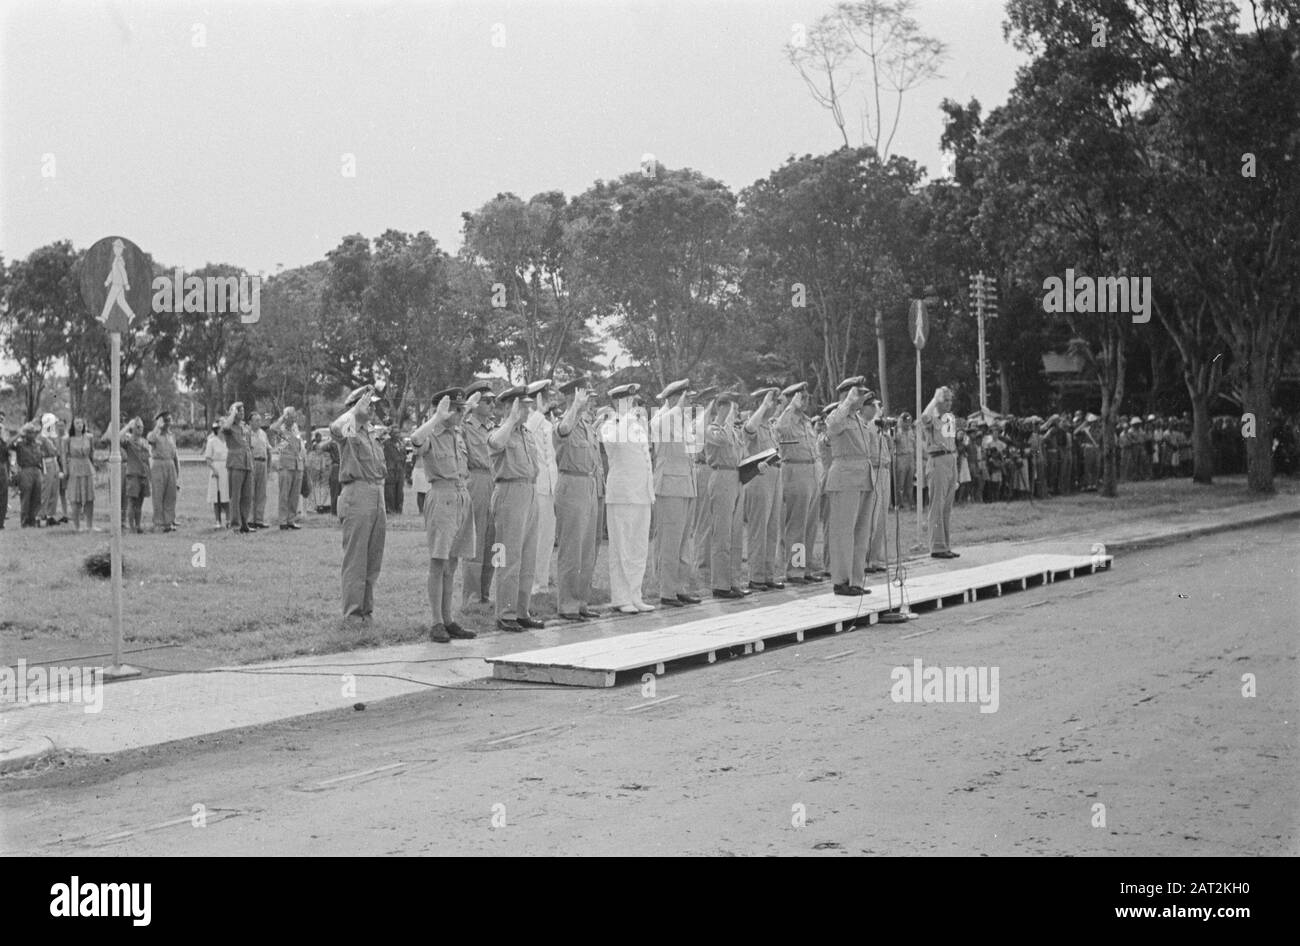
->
xmin=38 ymin=412 xmax=63 ymax=526
xmin=203 ymin=422 xmax=229 ymax=529
xmin=62 ymin=417 xmax=98 ymax=531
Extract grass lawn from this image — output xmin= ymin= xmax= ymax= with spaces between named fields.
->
xmin=2 ymin=461 xmax=1295 ymax=668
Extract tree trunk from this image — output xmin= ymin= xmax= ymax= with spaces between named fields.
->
xmin=1189 ymin=393 xmax=1214 ymax=485
xmin=1243 ymin=346 xmax=1274 ymax=493
xmin=1099 ymin=382 xmax=1118 ymax=498
xmin=998 ymin=362 xmax=1011 ymax=415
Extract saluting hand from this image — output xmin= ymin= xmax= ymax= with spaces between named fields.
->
xmin=465 ymin=391 xmax=482 ymax=411
xmin=436 ymin=395 xmax=452 ymax=418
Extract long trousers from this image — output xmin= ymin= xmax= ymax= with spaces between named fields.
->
xmin=654 ymin=494 xmax=695 ymax=599
xmin=607 ymin=502 xmax=651 ymax=607
xmin=706 ymin=469 xmax=743 ymax=589
xmin=490 ymin=480 xmax=538 ymax=621
xmin=781 ymin=465 xmax=818 ymax=578
xmin=278 ymin=468 xmax=303 ymax=525
xmin=462 ymin=470 xmax=495 ymax=603
xmin=228 ymin=466 xmax=252 ymax=529
xmin=151 ymin=461 xmax=177 ymax=527
xmin=744 ymin=471 xmax=781 ymax=584
xmin=555 ymin=473 xmax=598 ymax=612
xmin=827 ymin=489 xmax=871 ymax=585
xmin=928 ymin=453 xmax=957 ymax=553
xmin=339 ymin=482 xmax=386 ymax=617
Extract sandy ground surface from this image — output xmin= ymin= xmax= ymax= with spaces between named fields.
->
xmin=1 ymin=522 xmax=1296 ymax=856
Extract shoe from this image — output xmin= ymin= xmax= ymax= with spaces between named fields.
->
xmin=617 ymin=604 xmax=640 ymax=614
xmin=785 ymin=576 xmax=806 ymax=585
xmin=280 ymin=524 xmax=290 ymax=530
xmin=558 ymin=612 xmax=588 ymax=622
xmin=733 ymin=586 xmax=752 ymax=597
xmin=676 ymin=594 xmax=701 ymax=605
xmin=805 ymin=574 xmax=826 ymax=583
xmin=446 ymin=622 xmax=476 ymax=640
xmin=239 ymin=526 xmax=251 ymax=534
xmin=287 ymin=523 xmax=302 ymax=530
xmin=659 ymin=596 xmax=685 ymax=608
xmin=931 ymin=551 xmax=958 ymax=559
xmin=634 ymin=602 xmax=655 ymax=613
xmin=748 ymin=581 xmax=772 ymax=592
xmin=58 ymin=516 xmax=69 ymax=524
xmin=865 ymin=565 xmax=887 ymax=574
xmin=429 ymin=623 xmax=451 ymax=643
xmin=516 ymin=616 xmax=545 ymax=629
xmin=767 ymin=580 xmax=786 ymax=590
xmin=833 ymin=583 xmax=863 ymax=596
xmin=712 ymin=588 xmax=742 ymax=599
xmin=579 ymin=606 xmax=602 ymax=618
xmin=496 ymin=618 xmax=523 ymax=632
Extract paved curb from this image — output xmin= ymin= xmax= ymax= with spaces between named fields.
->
xmin=0 ymin=734 xmax=57 ymax=776
xmin=1101 ymin=508 xmax=1300 ymax=554
xmin=3 ymin=503 xmax=1294 ymax=775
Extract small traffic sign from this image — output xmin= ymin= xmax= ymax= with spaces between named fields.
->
xmin=908 ymin=299 xmax=929 ymax=350
xmin=80 ymin=236 xmax=151 ymax=335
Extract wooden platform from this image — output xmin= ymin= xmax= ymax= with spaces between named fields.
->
xmin=486 ymin=552 xmax=1113 ymax=687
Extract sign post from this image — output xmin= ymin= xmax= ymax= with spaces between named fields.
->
xmin=908 ymin=299 xmax=929 ymax=547
xmin=80 ymin=236 xmax=150 ymax=679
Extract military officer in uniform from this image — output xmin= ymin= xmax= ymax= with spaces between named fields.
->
xmin=743 ymin=388 xmax=784 ymax=591
xmin=412 ymin=387 xmax=481 ymax=643
xmin=489 ymin=384 xmax=546 ymax=632
xmin=816 ymin=402 xmax=835 ymax=578
xmin=461 ymin=380 xmax=497 ymax=605
xmin=864 ymin=396 xmax=891 ymax=575
xmin=330 ymin=385 xmax=389 ymax=622
xmin=602 ymin=383 xmax=655 ymax=613
xmin=650 ymin=379 xmax=703 ymax=608
xmin=704 ymin=391 xmax=750 ymax=598
xmin=825 ymin=377 xmax=874 ymax=595
xmin=920 ymin=385 xmax=959 ymax=559
xmin=776 ymin=382 xmax=822 ymax=584
xmin=688 ymin=387 xmax=718 ymax=596
xmin=553 ymin=377 xmax=603 ymax=621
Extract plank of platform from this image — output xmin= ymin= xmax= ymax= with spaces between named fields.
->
xmin=487 ymin=553 xmax=1111 ymax=687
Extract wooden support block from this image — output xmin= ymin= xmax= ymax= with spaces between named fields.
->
xmin=796 ymin=629 xmax=805 ymax=642
xmin=868 ymin=612 xmax=878 ymax=625
xmin=835 ymin=621 xmax=843 ymax=633
xmin=996 ymin=584 xmax=1003 ymax=596
xmin=1021 ymin=577 xmax=1027 ymax=590
xmin=755 ymin=639 xmax=765 ymax=653
xmin=743 ymin=642 xmax=754 ymax=655
xmin=655 ymin=662 xmax=665 ymax=675
xmin=707 ymin=651 xmax=716 ymax=664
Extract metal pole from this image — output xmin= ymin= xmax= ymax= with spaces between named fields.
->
xmin=915 ymin=346 xmax=923 ymax=545
xmin=977 ymin=275 xmax=988 ymax=412
xmin=874 ymin=307 xmax=889 ymax=415
xmin=109 ymin=331 xmax=124 ymax=669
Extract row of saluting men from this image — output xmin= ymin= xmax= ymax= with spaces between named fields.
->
xmin=326 ymin=377 xmax=961 ymax=641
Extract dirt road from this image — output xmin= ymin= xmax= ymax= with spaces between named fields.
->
xmin=3 ymin=523 xmax=1296 ymax=856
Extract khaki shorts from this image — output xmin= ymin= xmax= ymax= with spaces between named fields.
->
xmin=424 ymin=486 xmax=475 ymax=560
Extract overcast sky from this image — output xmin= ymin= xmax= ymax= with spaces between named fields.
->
xmin=1 ymin=0 xmax=1029 ymax=275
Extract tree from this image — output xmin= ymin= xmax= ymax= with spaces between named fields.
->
xmin=460 ymin=192 xmax=598 ymax=381
xmin=249 ymin=262 xmax=329 ymax=424
xmin=568 ymin=167 xmax=742 ymax=390
xmin=740 ymin=148 xmax=920 ymax=402
xmin=2 ymin=243 xmax=80 ymax=420
xmin=173 ymin=263 xmax=255 ymax=424
xmin=1003 ymin=0 xmax=1300 ymax=492
xmin=787 ymin=0 xmax=948 ymax=159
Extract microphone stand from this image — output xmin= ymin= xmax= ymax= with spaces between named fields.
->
xmin=878 ymin=424 xmax=917 ymax=623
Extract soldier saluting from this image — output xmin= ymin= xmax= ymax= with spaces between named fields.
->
xmin=825 ymin=377 xmax=874 ymax=596
xmin=330 ymin=385 xmax=388 ymax=624
xmin=411 ymin=387 xmax=482 ymax=643
xmin=489 ymin=384 xmax=547 ymax=632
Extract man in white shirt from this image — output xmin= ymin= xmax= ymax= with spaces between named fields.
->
xmin=601 ymin=383 xmax=655 ymax=614
xmin=526 ymin=382 xmax=559 ymax=595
